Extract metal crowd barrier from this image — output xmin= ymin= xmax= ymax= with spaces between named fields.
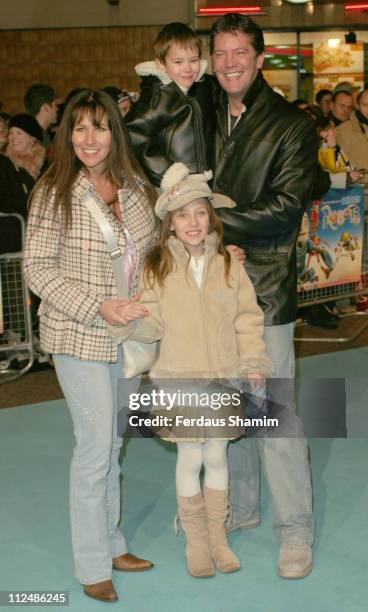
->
xmin=0 ymin=213 xmax=35 ymax=383
xmin=295 ymin=209 xmax=368 ymax=343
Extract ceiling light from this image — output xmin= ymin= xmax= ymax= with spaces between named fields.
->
xmin=197 ymin=6 xmax=263 ymax=15
xmin=345 ymin=3 xmax=368 ymax=9
xmin=328 ymin=39 xmax=341 ymax=48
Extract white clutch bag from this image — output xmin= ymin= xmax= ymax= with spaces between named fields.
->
xmin=122 ymin=337 xmax=158 ymax=379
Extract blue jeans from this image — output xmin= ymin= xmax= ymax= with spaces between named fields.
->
xmin=53 ymin=351 xmax=140 ymax=584
xmin=228 ymin=323 xmax=315 ymax=545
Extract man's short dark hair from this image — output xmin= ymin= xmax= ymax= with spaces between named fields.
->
xmin=315 ymin=89 xmax=332 ymax=105
xmin=24 ymin=83 xmax=56 ymax=116
xmin=331 ymin=90 xmax=353 ymax=104
xmin=209 ymin=13 xmax=264 ymax=56
xmin=292 ymin=98 xmax=308 ymax=106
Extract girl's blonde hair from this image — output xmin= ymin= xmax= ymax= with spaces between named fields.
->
xmin=142 ymin=200 xmax=231 ymax=288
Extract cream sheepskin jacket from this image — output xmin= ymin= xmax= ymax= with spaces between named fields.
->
xmin=109 ymin=233 xmax=272 ymax=379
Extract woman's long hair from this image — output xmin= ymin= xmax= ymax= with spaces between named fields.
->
xmin=142 ymin=200 xmax=231 ymax=288
xmin=30 ymin=89 xmax=156 ymax=225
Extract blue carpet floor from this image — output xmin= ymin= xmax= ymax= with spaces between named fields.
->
xmin=0 ymin=350 xmax=367 ymax=611
xmin=296 ymin=346 xmax=368 ymax=437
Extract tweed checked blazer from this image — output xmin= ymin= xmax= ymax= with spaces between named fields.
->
xmin=24 ymin=172 xmax=158 ymax=361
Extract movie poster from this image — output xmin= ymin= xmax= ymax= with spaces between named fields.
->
xmin=297 ymin=185 xmax=365 ymax=292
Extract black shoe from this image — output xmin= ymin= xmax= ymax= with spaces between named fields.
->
xmin=323 ymin=303 xmax=339 ymax=320
xmin=317 ymin=317 xmax=338 ymax=330
xmin=306 ymin=304 xmax=339 ymax=329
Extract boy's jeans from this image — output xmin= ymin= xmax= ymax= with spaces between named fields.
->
xmin=228 ymin=323 xmax=315 ymax=545
xmin=53 ymin=351 xmax=139 ymax=584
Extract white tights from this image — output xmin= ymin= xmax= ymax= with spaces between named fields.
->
xmin=176 ymin=440 xmax=229 ymax=497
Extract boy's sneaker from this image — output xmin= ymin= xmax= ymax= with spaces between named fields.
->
xmin=278 ymin=542 xmax=312 ymax=579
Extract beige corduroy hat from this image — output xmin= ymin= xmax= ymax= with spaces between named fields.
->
xmin=155 ymin=163 xmax=235 ymax=220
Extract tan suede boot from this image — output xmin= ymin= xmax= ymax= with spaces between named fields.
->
xmin=204 ymin=487 xmax=241 ymax=573
xmin=177 ymin=492 xmax=215 ymax=578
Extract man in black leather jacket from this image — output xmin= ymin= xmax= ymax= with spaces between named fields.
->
xmin=210 ymin=13 xmax=317 ymax=579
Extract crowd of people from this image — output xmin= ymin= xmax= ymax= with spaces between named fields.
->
xmin=1 ymin=13 xmax=368 ymax=604
xmin=293 ymin=83 xmax=368 ymax=193
xmin=0 ymin=84 xmax=135 ymax=233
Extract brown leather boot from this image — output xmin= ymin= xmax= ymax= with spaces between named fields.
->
xmin=204 ymin=487 xmax=241 ymax=573
xmin=177 ymin=492 xmax=215 ymax=578
xmin=83 ymin=579 xmax=118 ymax=602
xmin=112 ymin=552 xmax=153 ymax=572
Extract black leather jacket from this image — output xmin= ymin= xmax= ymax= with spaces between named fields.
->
xmin=125 ymin=65 xmax=215 ymax=187
xmin=213 ymin=73 xmax=318 ymax=325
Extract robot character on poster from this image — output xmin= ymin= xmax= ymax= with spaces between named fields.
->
xmin=297 ymin=186 xmax=365 ymax=291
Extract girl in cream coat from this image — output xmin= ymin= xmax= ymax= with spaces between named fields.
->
xmin=109 ymin=163 xmax=272 ymax=579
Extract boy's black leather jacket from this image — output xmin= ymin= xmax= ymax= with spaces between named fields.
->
xmin=125 ymin=60 xmax=216 ymax=187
